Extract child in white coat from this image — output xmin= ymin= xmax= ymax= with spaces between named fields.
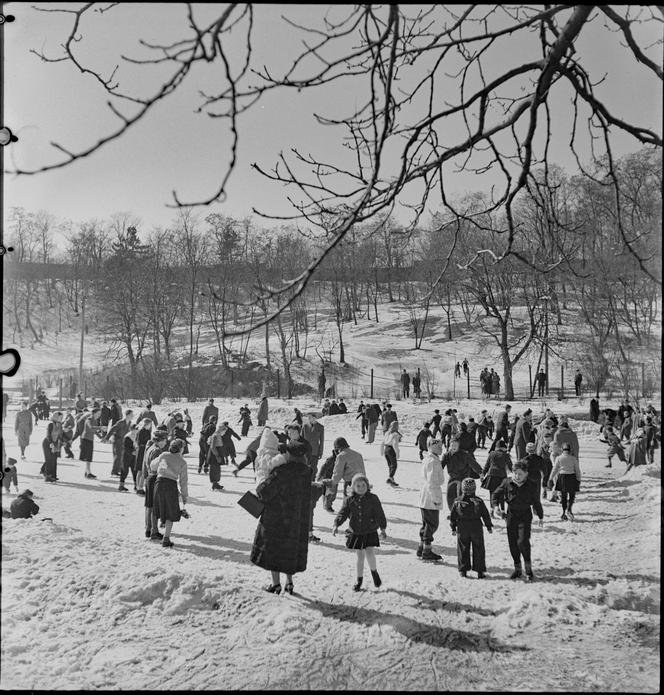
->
xmin=417 ymin=440 xmax=445 ymax=561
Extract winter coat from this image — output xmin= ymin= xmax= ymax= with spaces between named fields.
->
xmin=495 ymin=410 xmax=510 ymax=441
xmin=481 ymin=450 xmax=513 ymax=479
xmin=441 ymin=450 xmax=482 ymax=482
xmin=449 ymin=495 xmax=492 ymax=532
xmin=43 ymin=421 xmax=64 ymax=455
xmin=286 ymin=438 xmax=312 ymax=469
xmin=136 ymin=409 xmax=158 ymax=427
xmin=202 ymin=404 xmax=219 ymax=426
xmin=221 ymin=427 xmax=241 ymax=456
xmin=329 ymin=447 xmax=366 ymax=487
xmin=10 ymin=494 xmax=40 ymax=519
xmin=552 ymin=425 xmax=579 ymax=457
xmin=522 ymin=452 xmax=547 ymax=486
xmin=14 ymin=410 xmax=33 ymax=448
xmin=316 ymin=453 xmax=337 ymax=483
xmin=257 ymin=398 xmax=269 ymax=424
xmin=106 ymin=419 xmax=130 ymax=445
xmin=328 ymin=402 xmax=340 ymax=415
xmin=100 ymin=405 xmax=112 ymax=426
xmin=334 ymin=491 xmax=387 ymax=535
xmin=136 ymin=427 xmax=153 ymax=468
xmin=513 ymin=418 xmax=534 ymax=461
xmin=493 ymin=478 xmax=543 ymax=519
xmin=365 ymin=405 xmax=380 ymax=424
xmin=415 ymin=428 xmax=432 ymax=450
xmin=418 ymin=451 xmax=445 ymax=509
xmin=338 ymin=402 xmax=348 ymax=414
xmin=457 ymin=430 xmax=476 ymax=453
xmin=250 ymin=460 xmax=312 ymax=574
xmin=109 ymin=403 xmax=123 ymax=424
xmin=381 ymin=409 xmax=398 ymax=431
xmin=302 ymin=422 xmax=325 ymax=460
xmin=628 ymin=434 xmax=648 ymax=467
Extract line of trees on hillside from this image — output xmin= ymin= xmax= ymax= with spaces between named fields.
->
xmin=4 ymin=148 xmax=661 ymax=401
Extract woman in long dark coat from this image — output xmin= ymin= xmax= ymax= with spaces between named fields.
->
xmin=250 ymin=457 xmax=312 ymax=595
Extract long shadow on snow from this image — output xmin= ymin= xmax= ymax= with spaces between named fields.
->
xmin=174 ymin=532 xmax=253 ymax=563
xmin=387 ymin=587 xmax=499 ymax=617
xmin=296 ymin=595 xmax=525 ymax=653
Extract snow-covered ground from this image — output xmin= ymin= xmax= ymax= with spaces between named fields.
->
xmin=1 ymin=396 xmax=660 ymax=691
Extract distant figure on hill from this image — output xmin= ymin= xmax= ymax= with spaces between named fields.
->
xmin=454 ymin=362 xmax=461 ymax=378
xmin=574 ymin=369 xmax=583 ymax=396
xmin=412 ymin=372 xmax=422 ymax=399
xmin=257 ymin=396 xmax=269 ymax=427
xmin=338 ymin=398 xmax=348 ymax=414
xmin=462 ymin=358 xmax=469 ymax=376
xmin=400 ymin=369 xmax=410 ymax=398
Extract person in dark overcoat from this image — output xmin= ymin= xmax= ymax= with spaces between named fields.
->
xmin=250 ymin=455 xmax=312 ymax=595
xmin=513 ymin=409 xmax=534 ymax=461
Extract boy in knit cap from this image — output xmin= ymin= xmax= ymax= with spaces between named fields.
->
xmin=449 ymin=478 xmax=493 ymax=578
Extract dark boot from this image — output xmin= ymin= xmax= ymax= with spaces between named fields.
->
xmin=510 ymin=565 xmax=523 ymax=579
xmin=370 ymin=569 xmax=382 ymax=587
xmin=353 ymin=577 xmax=363 ymax=592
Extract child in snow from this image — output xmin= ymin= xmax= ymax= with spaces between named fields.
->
xmin=1 ymin=457 xmax=19 ymax=495
xmin=415 ymin=422 xmax=433 ymax=461
xmin=417 ymin=439 xmax=445 ymax=561
xmin=333 ymin=473 xmax=387 ymax=591
xmin=548 ymin=443 xmax=582 ymax=521
xmin=317 ymin=449 xmax=338 ymax=513
xmin=10 ymin=489 xmax=39 ymax=519
xmin=449 ymin=478 xmax=493 ymax=578
xmin=383 ymin=420 xmax=402 ymax=487
xmin=493 ymin=461 xmax=544 ymax=581
xmin=603 ymin=426 xmax=626 ymax=468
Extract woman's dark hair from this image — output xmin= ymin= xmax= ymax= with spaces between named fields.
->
xmin=169 ymin=439 xmax=184 ymax=453
xmin=333 ymin=437 xmax=349 ymax=450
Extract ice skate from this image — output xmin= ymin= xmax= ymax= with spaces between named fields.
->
xmin=420 ymin=548 xmax=443 ymax=562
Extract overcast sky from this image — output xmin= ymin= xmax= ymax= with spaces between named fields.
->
xmin=3 ymin=3 xmax=662 ymax=235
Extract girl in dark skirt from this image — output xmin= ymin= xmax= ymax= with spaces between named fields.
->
xmin=152 ymin=439 xmax=189 ymax=547
xmin=548 ymin=443 xmax=582 ymax=521
xmin=333 ymin=474 xmax=387 ymax=591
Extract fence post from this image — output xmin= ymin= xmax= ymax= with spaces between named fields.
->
xmin=230 ymin=370 xmax=234 ymax=399
xmin=560 ymin=365 xmax=564 ymax=400
xmin=641 ymin=363 xmax=646 ymax=400
xmin=370 ymin=369 xmax=374 ymax=399
xmin=59 ymin=378 xmax=62 ymax=409
xmin=466 ymin=369 xmax=470 ymax=399
xmin=277 ymin=369 xmax=280 ymax=399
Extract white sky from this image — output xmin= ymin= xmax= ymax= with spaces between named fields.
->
xmin=3 ymin=3 xmax=662 ymax=233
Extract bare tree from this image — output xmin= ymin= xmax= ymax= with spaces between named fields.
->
xmin=16 ymin=5 xmax=661 ymax=330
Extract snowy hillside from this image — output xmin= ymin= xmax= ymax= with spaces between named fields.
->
xmin=1 ymin=396 xmax=660 ymax=691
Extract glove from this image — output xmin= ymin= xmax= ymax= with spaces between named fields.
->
xmin=380 ymin=529 xmax=387 ymax=539
xmin=451 ymin=530 xmax=457 ymax=536
xmin=332 ymin=526 xmax=338 ymax=536
xmin=538 ymin=519 xmax=543 ymax=528
xmin=180 ymin=508 xmax=190 ymax=519
xmin=487 ymin=528 xmax=493 ymax=534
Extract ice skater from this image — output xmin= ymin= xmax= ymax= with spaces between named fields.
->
xmin=333 ymin=474 xmax=387 ymax=591
xmin=449 ymin=478 xmax=493 ymax=578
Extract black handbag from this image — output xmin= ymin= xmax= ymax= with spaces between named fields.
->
xmin=237 ymin=490 xmax=265 ymax=518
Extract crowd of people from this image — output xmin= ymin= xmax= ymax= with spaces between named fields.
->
xmin=1 ymin=390 xmax=660 ymax=592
